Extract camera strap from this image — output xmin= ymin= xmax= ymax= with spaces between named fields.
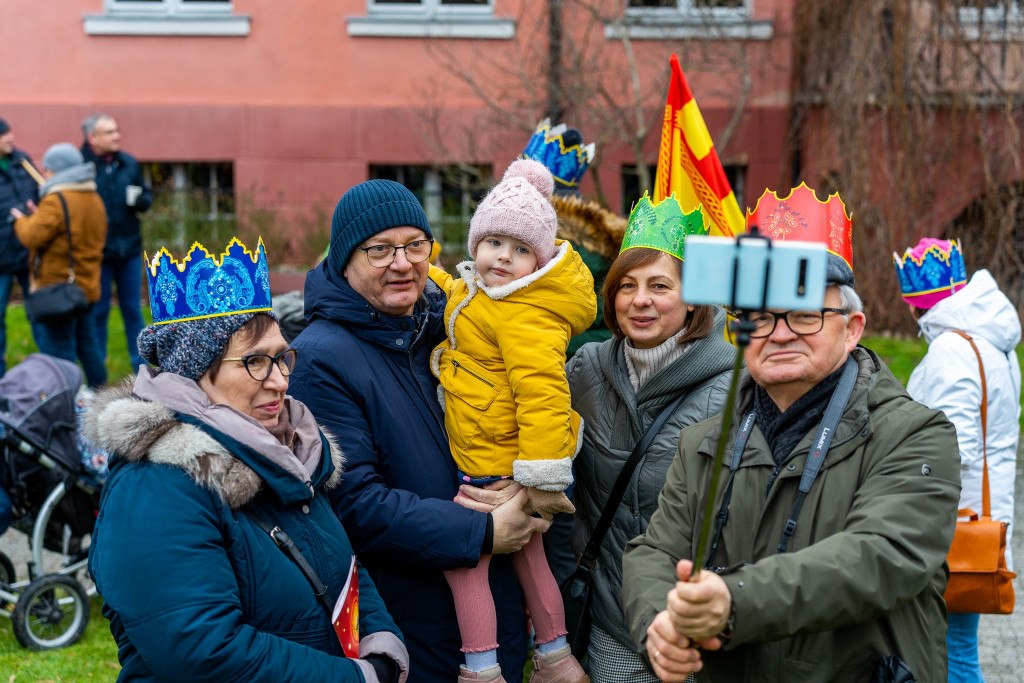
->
xmin=704 ymin=354 xmax=859 ymax=566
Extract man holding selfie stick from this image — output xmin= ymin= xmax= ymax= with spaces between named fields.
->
xmin=621 ymin=185 xmax=961 ymax=681
xmin=81 ymin=113 xmax=151 ymax=372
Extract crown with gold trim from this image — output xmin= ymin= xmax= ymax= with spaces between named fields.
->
xmin=619 ymin=193 xmax=709 ymax=260
xmin=893 ymin=237 xmax=967 ymax=309
xmin=521 ymin=119 xmax=595 ymax=191
xmin=747 ymin=183 xmax=854 ymax=285
xmin=145 ymin=237 xmax=272 ymax=325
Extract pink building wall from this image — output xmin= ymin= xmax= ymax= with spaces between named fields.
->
xmin=1 ymin=0 xmax=796 ymax=228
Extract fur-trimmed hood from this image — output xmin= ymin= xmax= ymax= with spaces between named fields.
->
xmin=84 ymin=374 xmax=344 ymax=509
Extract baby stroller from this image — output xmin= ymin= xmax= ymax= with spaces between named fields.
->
xmin=0 ymin=353 xmax=99 ymax=650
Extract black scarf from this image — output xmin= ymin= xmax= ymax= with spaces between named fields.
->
xmin=753 ymin=364 xmax=846 ymax=465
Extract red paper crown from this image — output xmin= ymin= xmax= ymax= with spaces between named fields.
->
xmin=746 ymin=183 xmax=853 ymax=272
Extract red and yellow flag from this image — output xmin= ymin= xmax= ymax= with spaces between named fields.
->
xmin=654 ymin=54 xmax=744 ymax=237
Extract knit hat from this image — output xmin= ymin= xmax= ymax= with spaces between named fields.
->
xmin=0 ymin=118 xmax=9 ymax=136
xmin=137 ymin=311 xmax=276 ymax=381
xmin=328 ymin=180 xmax=432 ymax=276
xmin=468 ymin=159 xmax=558 ymax=267
xmin=42 ymin=143 xmax=83 ymax=172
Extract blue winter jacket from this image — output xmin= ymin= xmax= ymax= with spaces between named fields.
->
xmin=0 ymin=148 xmax=37 ymax=273
xmin=80 ymin=145 xmax=151 ymax=260
xmin=289 ymin=262 xmax=528 ymax=683
xmin=87 ymin=373 xmax=405 ymax=683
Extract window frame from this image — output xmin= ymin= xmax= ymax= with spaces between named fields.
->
xmin=84 ymin=0 xmax=249 ymax=36
xmin=612 ymin=0 xmax=771 ymax=41
xmin=348 ymin=0 xmax=514 ymax=39
xmin=625 ymin=0 xmax=752 ymax=23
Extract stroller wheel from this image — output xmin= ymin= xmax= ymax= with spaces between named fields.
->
xmin=0 ymin=550 xmax=14 ymax=585
xmin=12 ymin=574 xmax=90 ymax=650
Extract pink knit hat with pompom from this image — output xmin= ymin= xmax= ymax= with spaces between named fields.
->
xmin=468 ymin=159 xmax=558 ymax=267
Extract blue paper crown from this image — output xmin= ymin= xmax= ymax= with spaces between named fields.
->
xmin=145 ymin=237 xmax=272 ymax=325
xmin=521 ymin=118 xmax=595 ymax=190
xmin=893 ymin=238 xmax=967 ymax=306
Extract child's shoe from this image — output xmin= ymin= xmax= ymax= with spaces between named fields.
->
xmin=458 ymin=665 xmax=506 ymax=683
xmin=528 ymin=646 xmax=589 ymax=683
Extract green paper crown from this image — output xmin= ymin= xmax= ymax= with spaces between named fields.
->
xmin=619 ymin=193 xmax=709 ymax=260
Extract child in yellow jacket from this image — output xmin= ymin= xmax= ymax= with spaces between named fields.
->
xmin=429 ymin=159 xmax=596 ymax=683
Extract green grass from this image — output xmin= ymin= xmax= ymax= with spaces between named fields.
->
xmin=0 ymin=598 xmax=120 ymax=680
xmin=4 ymin=302 xmax=150 ymax=385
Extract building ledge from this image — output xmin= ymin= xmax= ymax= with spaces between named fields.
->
xmin=607 ymin=17 xmax=773 ymax=41
xmin=83 ymin=13 xmax=250 ymax=36
xmin=346 ymin=15 xmax=514 ymax=39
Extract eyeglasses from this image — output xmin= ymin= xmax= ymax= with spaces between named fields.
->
xmin=222 ymin=348 xmax=298 ymax=381
xmin=746 ymin=308 xmax=850 ymax=338
xmin=356 ymin=239 xmax=434 ymax=268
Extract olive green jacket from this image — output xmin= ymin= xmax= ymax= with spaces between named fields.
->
xmin=622 ymin=347 xmax=960 ymax=682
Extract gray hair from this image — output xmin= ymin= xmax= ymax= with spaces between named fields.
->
xmin=836 ymin=284 xmax=863 ymax=314
xmin=82 ymin=113 xmax=113 ymax=139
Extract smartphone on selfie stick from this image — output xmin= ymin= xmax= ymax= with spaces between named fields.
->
xmin=680 ymin=228 xmax=828 ymax=578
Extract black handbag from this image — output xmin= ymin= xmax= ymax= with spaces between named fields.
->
xmin=24 ymin=193 xmax=90 ymax=324
xmin=560 ymin=392 xmax=688 ymax=659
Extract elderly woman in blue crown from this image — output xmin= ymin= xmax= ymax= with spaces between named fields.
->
xmin=86 ymin=237 xmax=408 ymax=683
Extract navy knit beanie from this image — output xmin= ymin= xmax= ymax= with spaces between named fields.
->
xmin=327 ymin=180 xmax=432 ymax=276
xmin=0 ymin=118 xmax=9 ymax=136
xmin=137 ymin=311 xmax=277 ymax=381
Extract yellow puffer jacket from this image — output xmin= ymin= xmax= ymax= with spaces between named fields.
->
xmin=430 ymin=240 xmax=597 ymax=490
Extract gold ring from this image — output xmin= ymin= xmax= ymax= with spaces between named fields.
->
xmin=653 ymin=648 xmax=661 ymax=661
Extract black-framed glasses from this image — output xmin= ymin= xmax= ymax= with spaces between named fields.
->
xmin=355 ymin=239 xmax=434 ymax=268
xmin=222 ymin=348 xmax=298 ymax=381
xmin=746 ymin=308 xmax=850 ymax=338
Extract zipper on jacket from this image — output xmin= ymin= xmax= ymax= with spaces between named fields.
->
xmin=765 ymin=466 xmax=780 ymax=498
xmin=451 ymin=359 xmax=494 ymax=387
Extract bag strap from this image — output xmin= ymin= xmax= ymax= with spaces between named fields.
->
xmin=54 ymin=192 xmax=76 ymax=283
xmin=248 ymin=506 xmax=335 ymax=616
xmin=574 ymin=392 xmax=689 ymax=575
xmin=951 ymin=329 xmax=990 ymax=518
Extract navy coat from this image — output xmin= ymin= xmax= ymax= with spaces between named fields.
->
xmin=0 ymin=148 xmax=36 ymax=273
xmin=289 ymin=261 xmax=528 ymax=682
xmin=88 ymin=380 xmax=403 ymax=682
xmin=80 ymin=145 xmax=151 ymax=260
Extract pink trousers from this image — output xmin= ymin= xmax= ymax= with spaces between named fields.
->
xmin=444 ymin=533 xmax=567 ymax=652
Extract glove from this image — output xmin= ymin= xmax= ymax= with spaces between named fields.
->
xmin=526 ymin=487 xmax=575 ymax=519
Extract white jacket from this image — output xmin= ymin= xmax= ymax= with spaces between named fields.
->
xmin=907 ymin=269 xmax=1020 ymax=569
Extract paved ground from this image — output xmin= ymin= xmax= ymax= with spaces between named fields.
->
xmin=1 ymin=455 xmax=1022 ymax=678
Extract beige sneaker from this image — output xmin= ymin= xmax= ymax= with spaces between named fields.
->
xmin=528 ymin=646 xmax=589 ymax=683
xmin=458 ymin=665 xmax=507 ymax=683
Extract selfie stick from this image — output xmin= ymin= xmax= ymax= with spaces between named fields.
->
xmin=689 ymin=228 xmax=772 ymax=580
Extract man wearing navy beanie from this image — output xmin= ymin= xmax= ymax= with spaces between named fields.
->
xmin=290 ymin=180 xmax=537 ymax=682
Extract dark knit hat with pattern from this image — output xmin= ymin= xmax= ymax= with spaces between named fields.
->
xmin=137 ymin=311 xmax=277 ymax=381
xmin=327 ymin=179 xmax=432 ymax=276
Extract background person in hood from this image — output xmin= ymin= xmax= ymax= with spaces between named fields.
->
xmin=896 ymin=237 xmax=1021 ymax=683
xmin=427 ymin=158 xmax=595 ymax=683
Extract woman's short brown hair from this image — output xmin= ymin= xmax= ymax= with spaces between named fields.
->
xmin=205 ymin=313 xmax=279 ymax=382
xmin=601 ymin=247 xmax=716 ymax=345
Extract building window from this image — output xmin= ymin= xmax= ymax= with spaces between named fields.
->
xmin=84 ymin=0 xmax=250 ymax=36
xmin=612 ymin=0 xmax=771 ymax=40
xmin=369 ymin=165 xmax=491 ymax=270
xmin=621 ymin=163 xmax=746 ymax=223
xmin=141 ymin=162 xmax=235 ymax=253
xmin=952 ymin=1 xmax=1024 ymax=40
xmin=347 ymin=0 xmax=514 ymax=39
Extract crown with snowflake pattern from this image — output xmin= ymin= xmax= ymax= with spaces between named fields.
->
xmin=145 ymin=237 xmax=272 ymax=324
